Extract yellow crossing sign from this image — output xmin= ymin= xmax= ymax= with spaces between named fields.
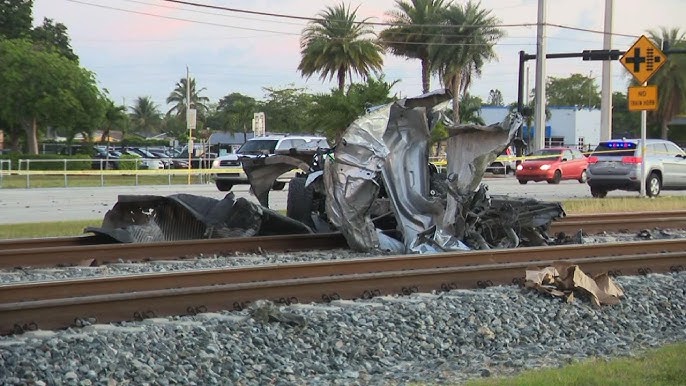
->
xmin=620 ymin=35 xmax=667 ymax=84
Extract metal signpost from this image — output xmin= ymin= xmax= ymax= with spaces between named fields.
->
xmin=619 ymin=35 xmax=666 ymax=197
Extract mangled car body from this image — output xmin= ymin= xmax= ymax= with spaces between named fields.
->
xmin=318 ymin=90 xmax=562 ymax=253
xmin=89 ymin=90 xmax=564 ymax=253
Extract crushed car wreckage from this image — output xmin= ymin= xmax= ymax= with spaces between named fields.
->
xmin=88 ymin=89 xmax=565 ymax=253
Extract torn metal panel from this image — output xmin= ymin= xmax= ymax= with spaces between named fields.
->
xmin=87 ymin=193 xmax=312 ymax=243
xmin=324 ymin=90 xmax=460 ymax=253
xmin=241 ymin=154 xmax=314 ymax=207
xmin=442 ymin=111 xmax=524 ymax=242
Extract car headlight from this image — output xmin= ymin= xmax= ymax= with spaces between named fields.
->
xmin=516 ymin=164 xmax=523 ymax=171
xmin=540 ymin=164 xmax=551 ymax=170
xmin=212 ymin=159 xmax=220 ymax=168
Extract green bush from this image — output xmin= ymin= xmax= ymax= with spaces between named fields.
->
xmin=0 ymin=154 xmax=91 ymax=170
xmin=118 ymin=154 xmax=142 ymax=170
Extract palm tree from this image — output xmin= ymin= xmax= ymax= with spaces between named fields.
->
xmin=129 ymin=96 xmax=161 ymax=136
xmin=100 ymin=100 xmax=128 ymax=142
xmin=429 ymin=1 xmax=503 ymax=123
xmin=380 ymin=0 xmax=450 ymax=94
xmin=646 ymin=27 xmax=686 ymax=139
xmin=166 ymin=77 xmax=210 ymax=121
xmin=298 ymin=2 xmax=384 ymax=92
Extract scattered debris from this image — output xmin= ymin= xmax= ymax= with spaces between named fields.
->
xmin=86 ymin=193 xmax=312 ymax=243
xmin=249 ymin=300 xmax=306 ymax=327
xmin=524 ymin=262 xmax=625 ymax=306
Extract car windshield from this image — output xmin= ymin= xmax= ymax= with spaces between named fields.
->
xmin=301 ymin=139 xmax=330 ymax=149
xmin=529 ymin=149 xmax=561 ymax=161
xmin=237 ymin=139 xmax=279 ymax=154
xmin=592 ymin=141 xmax=637 ymax=157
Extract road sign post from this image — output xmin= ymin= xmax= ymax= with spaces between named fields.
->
xmin=620 ymin=35 xmax=667 ymax=197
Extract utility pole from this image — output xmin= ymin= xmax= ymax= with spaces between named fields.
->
xmin=600 ymin=0 xmax=614 ymax=141
xmin=186 ymin=66 xmax=192 ymax=184
xmin=533 ymin=0 xmax=547 ymax=151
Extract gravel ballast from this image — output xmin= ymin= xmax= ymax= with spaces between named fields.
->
xmin=1 ymin=272 xmax=685 ymax=385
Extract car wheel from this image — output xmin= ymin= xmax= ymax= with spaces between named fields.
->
xmin=590 ymin=187 xmax=608 ymax=198
xmin=286 ymin=177 xmax=314 ymax=227
xmin=547 ymin=170 xmax=562 ymax=184
xmin=518 ymin=179 xmax=528 ymax=185
xmin=491 ymin=162 xmax=505 ymax=175
xmin=215 ymin=181 xmax=233 ymax=192
xmin=646 ymin=172 xmax=661 ymax=197
xmin=272 ymin=181 xmax=286 ymax=191
xmin=578 ymin=170 xmax=587 ymax=183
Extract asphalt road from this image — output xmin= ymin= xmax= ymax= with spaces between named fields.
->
xmin=2 ymin=175 xmax=685 ymax=225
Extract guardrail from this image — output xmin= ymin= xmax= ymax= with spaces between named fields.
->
xmin=0 ymin=159 xmax=10 ymax=187
xmin=2 ymin=158 xmax=213 ymax=189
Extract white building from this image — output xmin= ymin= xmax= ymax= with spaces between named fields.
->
xmin=479 ymin=105 xmax=601 ymax=152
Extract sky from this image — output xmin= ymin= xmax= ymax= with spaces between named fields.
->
xmin=32 ymin=0 xmax=684 ymax=114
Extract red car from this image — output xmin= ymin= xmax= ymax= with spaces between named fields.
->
xmin=516 ymin=147 xmax=589 ymax=184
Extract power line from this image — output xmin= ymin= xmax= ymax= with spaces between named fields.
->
xmin=66 ymin=0 xmax=532 ymax=47
xmin=160 ymin=0 xmax=642 ymax=38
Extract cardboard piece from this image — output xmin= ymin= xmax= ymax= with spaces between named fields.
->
xmin=524 ymin=262 xmax=624 ymax=306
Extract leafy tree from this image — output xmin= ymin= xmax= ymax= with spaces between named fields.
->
xmin=298 ymin=2 xmax=384 ymax=91
xmin=216 ymin=92 xmax=258 ymax=141
xmin=129 ymin=96 xmax=161 ymax=136
xmin=31 ymin=17 xmax=78 ymax=62
xmin=380 ymin=0 xmax=449 ymax=94
xmin=0 ymin=0 xmax=33 ymax=39
xmin=218 ymin=93 xmax=257 ymax=131
xmin=260 ymin=86 xmax=315 ymax=134
xmin=166 ymin=77 xmax=210 ymax=122
xmin=429 ymin=1 xmax=504 ymax=123
xmin=308 ymin=76 xmax=398 ymax=140
xmin=546 ymin=73 xmax=600 ymax=108
xmin=646 ymin=27 xmax=686 ymax=139
xmin=0 ymin=39 xmax=103 ymax=154
xmin=431 ymin=93 xmax=484 ymax=152
xmin=160 ymin=114 xmax=187 ymax=142
xmin=486 ymin=89 xmax=504 ymax=106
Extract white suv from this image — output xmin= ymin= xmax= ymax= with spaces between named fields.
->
xmin=211 ymin=135 xmax=329 ymax=191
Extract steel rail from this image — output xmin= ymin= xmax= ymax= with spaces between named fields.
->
xmin=0 ymin=233 xmax=349 ymax=269
xmin=2 ymin=238 xmax=686 ymax=304
xmin=1 ymin=251 xmax=683 ymax=335
xmin=0 ymin=217 xmax=686 ymax=268
xmin=2 ymin=211 xmax=685 ymax=252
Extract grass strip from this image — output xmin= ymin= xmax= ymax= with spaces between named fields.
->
xmin=464 ymin=342 xmax=686 ymax=386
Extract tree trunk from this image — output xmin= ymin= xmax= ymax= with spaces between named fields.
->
xmin=25 ymin=118 xmax=39 ymax=155
xmin=661 ymin=119 xmax=669 ymax=140
xmin=337 ymin=69 xmax=345 ymax=92
xmin=451 ymin=76 xmax=462 ymax=124
xmin=421 ymin=58 xmax=430 ymax=94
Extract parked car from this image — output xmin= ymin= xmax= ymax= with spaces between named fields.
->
xmin=486 ymin=147 xmax=516 ymax=174
xmin=586 ymin=139 xmax=686 ymax=198
xmin=117 ymin=148 xmax=164 ymax=170
xmin=92 ymin=146 xmax=120 ymax=170
xmin=516 ymin=147 xmax=589 ymax=184
xmin=211 ymin=135 xmax=330 ymax=191
xmin=149 ymin=149 xmax=189 ymax=169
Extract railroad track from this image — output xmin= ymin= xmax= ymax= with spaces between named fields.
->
xmin=0 ymin=211 xmax=684 ymax=269
xmin=1 ymin=239 xmax=685 ymax=335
